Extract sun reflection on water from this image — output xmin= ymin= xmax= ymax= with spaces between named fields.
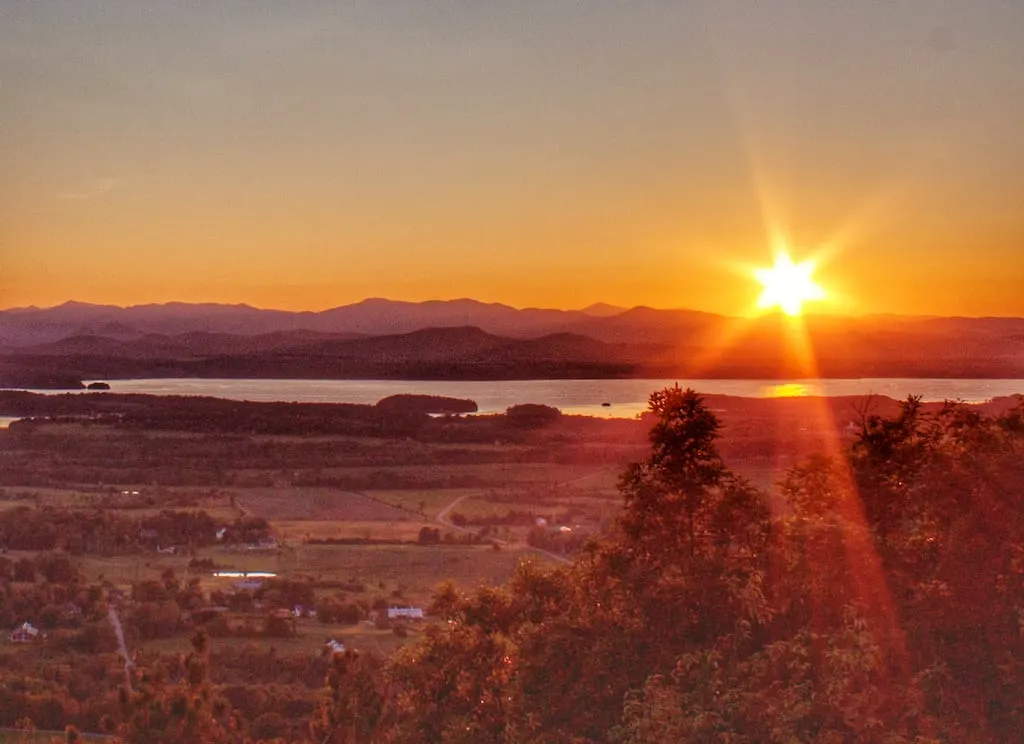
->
xmin=765 ymin=382 xmax=813 ymax=398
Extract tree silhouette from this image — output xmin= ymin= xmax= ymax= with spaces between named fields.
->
xmin=619 ymin=386 xmax=729 ymax=558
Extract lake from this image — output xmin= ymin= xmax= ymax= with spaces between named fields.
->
xmin=38 ymin=377 xmax=1024 ymax=418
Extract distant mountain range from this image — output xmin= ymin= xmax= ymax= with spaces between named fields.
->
xmin=0 ymin=299 xmax=632 ymax=346
xmin=2 ymin=299 xmax=1024 ymax=384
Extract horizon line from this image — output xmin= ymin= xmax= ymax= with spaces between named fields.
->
xmin=0 ymin=296 xmax=695 ymax=315
xmin=0 ymin=297 xmax=993 ymax=321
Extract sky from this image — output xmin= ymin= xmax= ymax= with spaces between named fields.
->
xmin=1 ymin=1 xmax=1022 ymax=316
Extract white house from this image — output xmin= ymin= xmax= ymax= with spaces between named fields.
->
xmin=387 ymin=607 xmax=425 ymax=620
xmin=9 ymin=622 xmax=42 ymax=644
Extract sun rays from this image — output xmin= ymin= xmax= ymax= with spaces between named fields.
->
xmin=668 ymin=219 xmax=907 ymax=672
xmin=754 ymin=252 xmax=826 ymax=317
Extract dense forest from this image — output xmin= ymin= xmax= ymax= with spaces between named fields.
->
xmin=2 ymin=387 xmax=1023 ymax=742
xmin=317 ymin=388 xmax=1022 ymax=744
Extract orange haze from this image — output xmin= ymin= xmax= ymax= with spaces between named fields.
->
xmin=2 ymin=2 xmax=1022 ymax=317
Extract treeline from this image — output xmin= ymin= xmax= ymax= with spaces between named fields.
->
xmin=0 ymin=507 xmax=271 ymax=554
xmin=0 ymin=391 xmax=578 ymax=442
xmin=375 ymin=394 xmax=478 ymax=415
xmin=0 ymin=362 xmax=84 ymax=390
xmin=0 ymin=393 xmax=639 ymax=490
xmin=0 ymin=391 xmax=430 ymax=438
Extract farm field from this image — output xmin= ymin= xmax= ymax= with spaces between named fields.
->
xmin=234 ymin=487 xmax=415 ymax=522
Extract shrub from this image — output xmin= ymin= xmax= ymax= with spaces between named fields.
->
xmin=505 ymin=403 xmax=561 ymax=429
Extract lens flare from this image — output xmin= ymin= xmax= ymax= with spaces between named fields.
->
xmin=754 ymin=252 xmax=826 ymax=316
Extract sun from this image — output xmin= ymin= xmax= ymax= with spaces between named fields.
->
xmin=754 ymin=252 xmax=826 ymax=316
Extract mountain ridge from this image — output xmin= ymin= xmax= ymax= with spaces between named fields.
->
xmin=2 ymin=299 xmax=1023 ymax=383
xmin=0 ymin=298 xmax=709 ymax=346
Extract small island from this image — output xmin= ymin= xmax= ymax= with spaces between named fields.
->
xmin=375 ymin=394 xmax=479 ymax=415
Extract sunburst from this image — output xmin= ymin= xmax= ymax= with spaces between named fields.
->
xmin=754 ymin=252 xmax=826 ymax=316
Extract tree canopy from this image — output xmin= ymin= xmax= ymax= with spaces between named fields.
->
xmin=45 ymin=387 xmax=1024 ymax=742
xmin=353 ymin=388 xmax=1024 ymax=743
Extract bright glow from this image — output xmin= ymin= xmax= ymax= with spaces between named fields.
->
xmin=767 ymin=383 xmax=813 ymax=398
xmin=754 ymin=252 xmax=826 ymax=316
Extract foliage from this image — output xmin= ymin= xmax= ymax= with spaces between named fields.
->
xmin=117 ymin=630 xmax=232 ymax=744
xmin=505 ymin=404 xmax=562 ymax=429
xmin=366 ymin=388 xmax=1024 ymax=742
xmin=376 ymin=394 xmax=479 ymax=415
xmin=2 ymin=388 xmax=1023 ymax=741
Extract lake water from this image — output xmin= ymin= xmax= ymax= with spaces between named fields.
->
xmin=45 ymin=377 xmax=1024 ymax=418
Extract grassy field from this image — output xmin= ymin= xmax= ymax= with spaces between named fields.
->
xmin=301 ymin=461 xmax=611 ymax=489
xmin=77 ymin=552 xmax=197 ymax=586
xmin=234 ymin=487 xmax=414 ymax=521
xmin=363 ymin=488 xmax=483 ymax=517
xmin=271 ymin=519 xmax=432 ymax=543
xmin=137 ymin=620 xmax=412 ymax=658
xmin=287 ymin=543 xmax=526 ymax=596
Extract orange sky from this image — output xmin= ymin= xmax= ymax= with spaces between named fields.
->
xmin=2 ymin=2 xmax=1022 ymax=316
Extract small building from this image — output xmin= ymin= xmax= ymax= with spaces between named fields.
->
xmin=325 ymin=639 xmax=346 ymax=655
xmin=387 ymin=607 xmax=425 ymax=621
xmin=9 ymin=622 xmax=42 ymax=644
